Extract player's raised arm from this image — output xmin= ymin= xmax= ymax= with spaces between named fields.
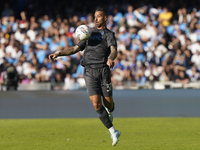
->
xmin=49 ymin=45 xmax=82 ymax=61
xmin=107 ymin=45 xmax=118 ymax=68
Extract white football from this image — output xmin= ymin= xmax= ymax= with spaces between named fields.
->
xmin=75 ymin=25 xmax=91 ymax=41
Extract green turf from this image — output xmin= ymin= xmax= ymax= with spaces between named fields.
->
xmin=0 ymin=118 xmax=199 ymax=150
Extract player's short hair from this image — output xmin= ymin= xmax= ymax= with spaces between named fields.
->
xmin=95 ymin=8 xmax=108 ymax=17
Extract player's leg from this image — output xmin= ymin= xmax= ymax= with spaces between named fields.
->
xmin=102 ymin=96 xmax=114 ymax=122
xmin=84 ymin=67 xmax=117 ymax=145
xmin=101 ymin=66 xmax=115 ymax=121
xmin=89 ymin=94 xmax=114 ymax=136
xmin=89 ymin=94 xmax=102 ymax=110
xmin=103 ymin=96 xmax=114 ymax=112
xmin=102 ymin=95 xmax=120 ymax=146
xmin=101 ymin=66 xmax=121 ymax=146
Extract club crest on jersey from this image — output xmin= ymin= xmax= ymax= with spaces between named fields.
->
xmin=101 ymin=31 xmax=104 ymax=35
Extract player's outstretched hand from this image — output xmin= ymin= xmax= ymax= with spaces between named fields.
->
xmin=107 ymin=59 xmax=115 ymax=69
xmin=49 ymin=53 xmax=59 ymax=61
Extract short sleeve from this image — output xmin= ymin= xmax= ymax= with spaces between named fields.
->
xmin=77 ymin=41 xmax=86 ymax=51
xmin=107 ymin=32 xmax=117 ymax=48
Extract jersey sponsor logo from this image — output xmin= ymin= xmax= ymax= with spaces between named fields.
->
xmin=89 ymin=35 xmax=102 ymax=40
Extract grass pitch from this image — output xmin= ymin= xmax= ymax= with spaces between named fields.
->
xmin=0 ymin=118 xmax=199 ymax=150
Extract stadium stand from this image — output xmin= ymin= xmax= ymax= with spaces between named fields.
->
xmin=1 ymin=0 xmax=200 ymax=91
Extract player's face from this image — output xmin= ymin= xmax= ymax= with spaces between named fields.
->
xmin=94 ymin=11 xmax=107 ymax=28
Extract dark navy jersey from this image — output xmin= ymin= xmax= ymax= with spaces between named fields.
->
xmin=77 ymin=28 xmax=117 ymax=68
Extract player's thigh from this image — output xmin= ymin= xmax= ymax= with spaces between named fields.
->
xmin=84 ymin=67 xmax=102 ymax=96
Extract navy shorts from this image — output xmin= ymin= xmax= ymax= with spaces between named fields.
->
xmin=84 ymin=65 xmax=112 ymax=97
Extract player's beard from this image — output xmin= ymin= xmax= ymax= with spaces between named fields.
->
xmin=96 ymin=20 xmax=106 ymax=28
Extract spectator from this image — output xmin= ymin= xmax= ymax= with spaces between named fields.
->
xmin=175 ymin=70 xmax=190 ymax=85
xmin=63 ymin=73 xmax=80 ymax=90
xmin=159 ymin=69 xmax=170 ymax=82
xmin=41 ymin=15 xmax=52 ymax=30
xmin=113 ymin=8 xmax=123 ymax=24
xmin=172 ymin=49 xmax=187 ymax=70
xmin=186 ymin=66 xmax=200 ymax=82
xmin=135 ymin=64 xmax=146 ymax=85
xmin=190 ymin=40 xmax=200 ymax=54
xmin=158 ymin=7 xmax=173 ymax=27
xmin=0 ymin=44 xmax=6 ymax=64
xmin=107 ymin=15 xmax=117 ymax=32
xmin=124 ymin=5 xmax=137 ymax=27
xmin=191 ymin=50 xmax=200 ymax=68
xmin=27 ymin=25 xmax=36 ymax=42
xmin=5 ymin=41 xmax=15 ymax=54
xmin=63 ymin=73 xmax=74 ymax=90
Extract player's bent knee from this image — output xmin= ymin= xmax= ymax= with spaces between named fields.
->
xmin=90 ymin=95 xmax=102 ymax=110
xmin=103 ymin=96 xmax=114 ymax=111
xmin=106 ymin=103 xmax=113 ymax=110
xmin=92 ymin=102 xmax=102 ymax=110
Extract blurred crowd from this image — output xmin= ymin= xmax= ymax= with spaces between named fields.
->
xmin=1 ymin=0 xmax=200 ymax=89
